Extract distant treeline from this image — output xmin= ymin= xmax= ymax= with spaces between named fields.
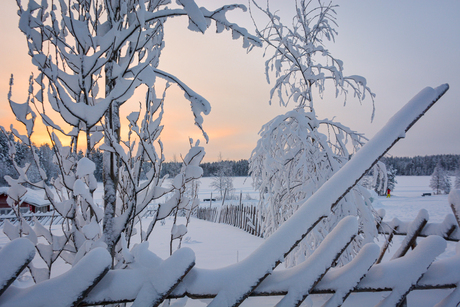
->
xmin=162 ymin=154 xmax=460 ymax=178
xmin=0 ymin=127 xmax=457 ymax=185
xmin=161 ymin=159 xmax=249 ymax=178
xmin=0 ymin=131 xmax=250 ymax=185
xmin=381 ymin=154 xmax=459 ymax=176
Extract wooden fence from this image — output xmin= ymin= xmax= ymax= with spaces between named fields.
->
xmin=0 ymin=212 xmax=65 ymax=228
xmin=189 ymin=206 xmax=460 ymax=307
xmin=0 ymin=209 xmax=156 ymax=227
xmin=196 ymin=203 xmax=263 ymax=237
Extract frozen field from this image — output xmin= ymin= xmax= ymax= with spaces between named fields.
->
xmin=0 ymin=176 xmax=457 ymax=306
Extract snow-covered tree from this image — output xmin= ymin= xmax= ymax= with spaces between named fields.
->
xmin=249 ymin=0 xmax=376 ymax=266
xmin=372 ymin=161 xmax=388 ymax=196
xmin=250 ymin=0 xmax=374 ymax=112
xmin=430 ymin=162 xmax=451 ymax=194
xmin=455 ymin=167 xmax=460 ymax=189
xmin=210 ymin=153 xmax=234 ymax=200
xmin=3 ymin=0 xmax=260 ymax=285
xmin=387 ymin=164 xmax=397 ymax=192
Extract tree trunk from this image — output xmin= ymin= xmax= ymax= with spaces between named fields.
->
xmin=103 ymin=58 xmax=121 ymax=261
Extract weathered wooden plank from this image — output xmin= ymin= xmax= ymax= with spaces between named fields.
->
xmin=376 ymin=224 xmax=398 ymax=264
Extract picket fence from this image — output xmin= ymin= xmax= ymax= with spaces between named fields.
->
xmin=196 ymin=203 xmax=263 ymax=237
xmin=0 ymin=85 xmax=457 ymax=306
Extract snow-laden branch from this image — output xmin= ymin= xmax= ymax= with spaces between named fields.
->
xmin=149 ymin=67 xmax=211 ymax=142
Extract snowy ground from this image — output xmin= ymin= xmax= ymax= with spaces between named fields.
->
xmin=1 ymin=176 xmax=457 ymax=306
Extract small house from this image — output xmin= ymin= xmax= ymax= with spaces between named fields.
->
xmin=0 ymin=187 xmax=51 ymax=215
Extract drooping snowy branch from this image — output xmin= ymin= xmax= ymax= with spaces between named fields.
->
xmin=249 ymin=107 xmax=376 ymax=267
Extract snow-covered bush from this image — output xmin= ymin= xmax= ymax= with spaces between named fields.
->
xmin=2 ymin=0 xmax=260 ymax=286
xmin=454 ymin=167 xmax=460 ymax=189
xmin=249 ymin=0 xmax=377 ymax=266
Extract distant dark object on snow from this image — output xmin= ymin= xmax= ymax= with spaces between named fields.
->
xmin=422 ymin=193 xmax=432 ymax=196
xmin=203 ymin=198 xmax=217 ymax=202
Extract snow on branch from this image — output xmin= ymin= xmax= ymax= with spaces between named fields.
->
xmin=8 ymin=75 xmax=36 ymax=140
xmin=149 ymin=68 xmax=211 ymax=142
xmin=15 ymin=0 xmax=261 ymax=142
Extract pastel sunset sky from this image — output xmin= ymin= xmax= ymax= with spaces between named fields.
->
xmin=0 ymin=1 xmax=459 ymax=162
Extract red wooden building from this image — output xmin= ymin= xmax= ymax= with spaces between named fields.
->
xmin=0 ymin=187 xmax=51 ymax=215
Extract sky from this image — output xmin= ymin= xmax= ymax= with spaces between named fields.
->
xmin=0 ymin=1 xmax=459 ymax=163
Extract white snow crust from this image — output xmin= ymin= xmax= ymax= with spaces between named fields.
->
xmin=0 ymin=238 xmax=35 ymax=293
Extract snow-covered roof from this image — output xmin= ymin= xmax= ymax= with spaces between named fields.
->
xmin=0 ymin=187 xmax=50 ymax=208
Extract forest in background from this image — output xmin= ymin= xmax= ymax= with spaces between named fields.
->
xmin=0 ymin=128 xmax=457 ymax=186
xmin=381 ymin=155 xmax=459 ymax=176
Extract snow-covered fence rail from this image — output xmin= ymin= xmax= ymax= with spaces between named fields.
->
xmin=379 ymin=213 xmax=459 ymax=241
xmin=168 ymin=235 xmax=460 ymax=304
xmin=0 ymin=209 xmax=157 ymax=228
xmin=0 ymin=212 xmax=65 ymax=227
xmin=377 ymin=209 xmax=460 ymax=265
xmin=196 ymin=204 xmax=262 ymax=237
